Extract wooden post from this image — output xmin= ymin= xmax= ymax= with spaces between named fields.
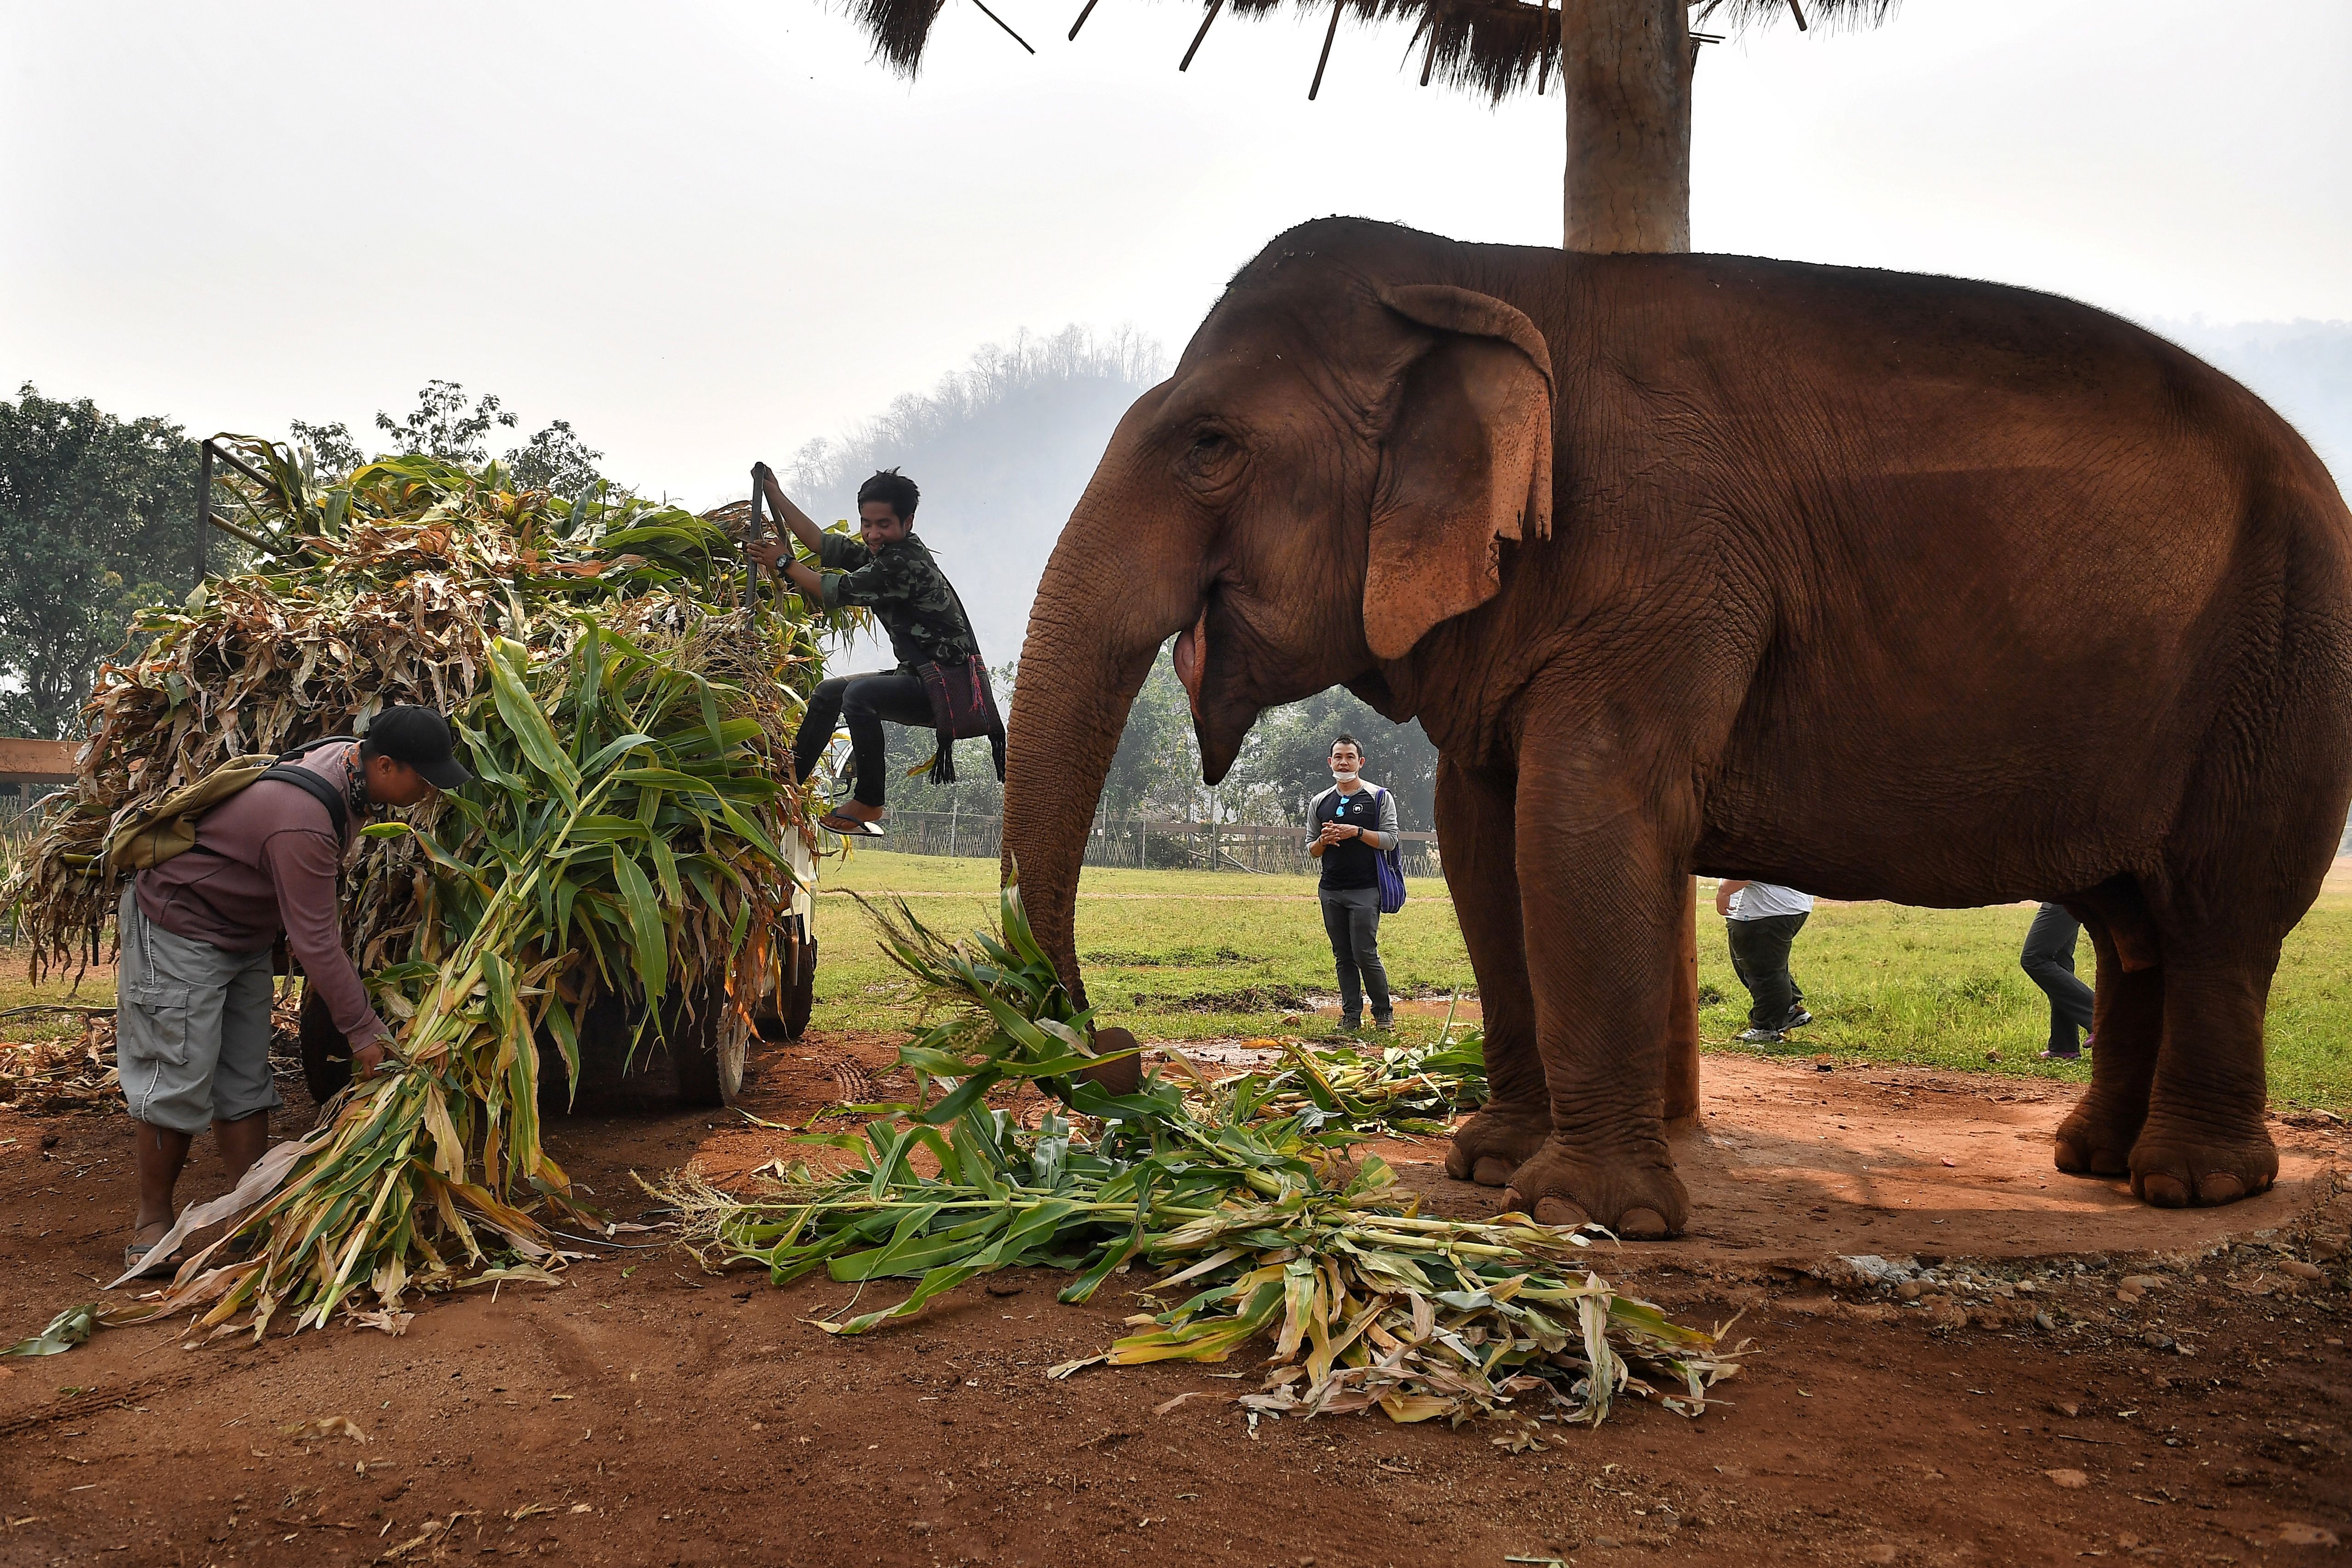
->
xmin=1560 ymin=0 xmax=1691 ymax=254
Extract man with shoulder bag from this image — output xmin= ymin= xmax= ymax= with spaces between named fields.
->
xmin=746 ymin=465 xmax=1002 ymax=838
xmin=111 ymin=706 xmax=469 ymax=1278
xmin=1307 ymin=734 xmax=1403 ymax=1035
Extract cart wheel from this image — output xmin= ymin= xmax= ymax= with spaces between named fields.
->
xmin=782 ymin=935 xmax=816 ymax=1040
xmin=297 ymin=984 xmax=353 ymax=1104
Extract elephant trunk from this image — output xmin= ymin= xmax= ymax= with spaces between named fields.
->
xmin=1001 ymin=507 xmax=1187 ymax=1030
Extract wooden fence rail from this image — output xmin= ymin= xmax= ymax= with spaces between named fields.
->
xmin=871 ymin=812 xmax=1441 ymax=877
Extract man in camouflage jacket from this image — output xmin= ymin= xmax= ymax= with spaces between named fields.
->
xmin=747 ymin=467 xmax=981 ymax=835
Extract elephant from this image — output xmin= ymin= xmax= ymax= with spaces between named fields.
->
xmin=1003 ymin=215 xmax=2352 ymax=1237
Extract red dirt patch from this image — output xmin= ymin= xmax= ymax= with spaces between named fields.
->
xmin=1 ymin=1031 xmax=2346 ymax=1566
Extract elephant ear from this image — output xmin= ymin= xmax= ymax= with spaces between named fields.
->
xmin=1362 ymin=283 xmax=1555 ymax=662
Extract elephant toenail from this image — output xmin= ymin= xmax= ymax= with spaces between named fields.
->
xmin=1532 ymin=1196 xmax=1591 ymax=1228
xmin=2138 ymin=1172 xmax=2190 ymax=1208
xmin=1472 ymin=1156 xmax=1516 ymax=1187
xmin=1443 ymin=1149 xmax=1472 ymax=1181
xmin=2196 ymin=1173 xmax=2247 ymax=1204
xmin=1617 ymin=1206 xmax=1670 ymax=1240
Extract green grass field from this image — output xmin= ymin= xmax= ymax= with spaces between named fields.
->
xmin=812 ymin=850 xmax=2352 ymax=1110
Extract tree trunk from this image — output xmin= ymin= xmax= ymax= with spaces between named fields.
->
xmin=1561 ymin=0 xmax=1692 ymax=253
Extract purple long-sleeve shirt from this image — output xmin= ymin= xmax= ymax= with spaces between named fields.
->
xmin=135 ymin=740 xmax=390 ymax=1047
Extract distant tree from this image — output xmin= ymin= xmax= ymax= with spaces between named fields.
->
xmin=1230 ymin=685 xmax=1438 ymax=834
xmin=504 ymin=419 xmax=605 ymax=496
xmin=373 ymin=380 xmax=519 ymax=465
xmin=0 ymin=385 xmax=193 ymax=739
xmin=288 ymin=418 xmax=364 ymax=476
xmin=293 ymin=389 xmax=607 ymax=492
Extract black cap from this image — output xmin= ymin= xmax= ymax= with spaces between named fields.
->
xmin=363 ymin=706 xmax=472 ymax=790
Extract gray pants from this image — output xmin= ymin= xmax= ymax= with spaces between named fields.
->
xmin=1319 ymin=885 xmax=1391 ymax=1028
xmin=2020 ymin=902 xmax=2094 ymax=1056
xmin=115 ymin=886 xmax=281 ymax=1134
xmin=1727 ymin=912 xmax=1809 ymax=1030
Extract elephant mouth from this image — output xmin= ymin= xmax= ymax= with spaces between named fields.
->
xmin=1172 ymin=602 xmax=1210 ymax=724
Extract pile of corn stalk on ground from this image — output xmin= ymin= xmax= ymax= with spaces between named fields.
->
xmin=4 ymin=436 xmax=845 ymax=1343
xmin=656 ymin=884 xmax=1744 ymax=1441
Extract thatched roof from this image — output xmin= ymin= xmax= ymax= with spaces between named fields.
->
xmin=844 ymin=0 xmax=1895 ymax=102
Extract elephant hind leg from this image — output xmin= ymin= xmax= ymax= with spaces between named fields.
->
xmin=1435 ymin=756 xmax=1551 ymax=1187
xmin=2052 ymin=912 xmax=2161 ymax=1177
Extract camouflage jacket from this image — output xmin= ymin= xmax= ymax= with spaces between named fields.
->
xmin=816 ymin=532 xmax=982 ymax=670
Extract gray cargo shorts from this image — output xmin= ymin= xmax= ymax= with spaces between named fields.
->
xmin=115 ymin=885 xmax=282 ymax=1134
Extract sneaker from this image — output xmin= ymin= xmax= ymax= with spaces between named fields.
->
xmin=2038 ymin=1049 xmax=2081 ymax=1061
xmin=1781 ymin=1008 xmax=1814 ymax=1030
xmin=1336 ymin=1018 xmax=1362 ymax=1035
xmin=1736 ymin=1027 xmax=1785 ymax=1046
xmin=1370 ymin=1017 xmax=1395 ymax=1032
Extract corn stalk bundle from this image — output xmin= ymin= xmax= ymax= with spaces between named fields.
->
xmin=1 ymin=437 xmax=842 ymax=1342
xmin=657 ymin=882 xmax=1741 ymax=1434
xmin=1189 ymin=1032 xmax=1488 ymax=1138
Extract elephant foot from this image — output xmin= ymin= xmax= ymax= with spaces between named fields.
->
xmin=1444 ymin=1101 xmax=1553 ymax=1188
xmin=1500 ymin=1136 xmax=1689 ymax=1240
xmin=2052 ymin=1102 xmax=2140 ymax=1179
xmin=2127 ymin=1124 xmax=2278 ymax=1209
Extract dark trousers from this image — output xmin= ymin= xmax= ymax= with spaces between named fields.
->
xmin=1726 ymin=913 xmax=1808 ymax=1029
xmin=1318 ymin=886 xmax=1391 ymax=1027
xmin=792 ymin=669 xmax=931 ymax=808
xmin=2020 ymin=902 xmax=2095 ymax=1055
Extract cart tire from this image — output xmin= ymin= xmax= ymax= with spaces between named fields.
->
xmin=782 ymin=935 xmax=816 ymax=1040
xmin=300 ymin=980 xmax=740 ymax=1113
xmin=297 ymin=984 xmax=352 ymax=1104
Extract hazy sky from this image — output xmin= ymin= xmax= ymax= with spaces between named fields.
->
xmin=5 ymin=0 xmax=2347 ymax=508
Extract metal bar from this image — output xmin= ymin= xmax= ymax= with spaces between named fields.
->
xmin=746 ymin=464 xmax=770 ymax=613
xmin=207 ymin=441 xmax=274 ymax=491
xmin=1534 ymin=0 xmax=1552 ymax=93
xmin=204 ymin=510 xmax=277 ymax=554
xmin=1419 ymin=17 xmax=1438 ymax=85
xmin=1179 ymin=0 xmax=1224 ymax=70
xmin=1786 ymin=0 xmax=1807 ymax=28
xmin=195 ymin=439 xmax=215 ymax=589
xmin=1068 ymin=0 xmax=1101 ymax=39
xmin=969 ymin=0 xmax=1036 ymax=53
xmin=1308 ymin=0 xmax=1343 ymax=98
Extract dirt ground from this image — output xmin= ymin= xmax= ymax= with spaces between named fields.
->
xmin=2 ymin=1030 xmax=2347 ymax=1567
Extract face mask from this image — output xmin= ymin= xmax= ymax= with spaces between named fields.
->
xmin=1331 ymin=766 xmax=1358 ymax=783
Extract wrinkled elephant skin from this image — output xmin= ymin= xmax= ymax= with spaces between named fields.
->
xmin=1001 ymin=217 xmax=2352 ymax=1233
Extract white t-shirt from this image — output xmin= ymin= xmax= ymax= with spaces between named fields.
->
xmin=1729 ymin=882 xmax=1814 ymax=920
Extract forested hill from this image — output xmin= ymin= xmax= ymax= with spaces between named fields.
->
xmin=783 ymin=327 xmax=1164 ymax=673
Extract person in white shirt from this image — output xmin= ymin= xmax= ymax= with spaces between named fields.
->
xmin=1715 ymin=879 xmax=1815 ymax=1044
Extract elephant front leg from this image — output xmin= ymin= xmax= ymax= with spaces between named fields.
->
xmin=1434 ymin=756 xmax=1553 ymax=1187
xmin=1500 ymin=754 xmax=1692 ymax=1240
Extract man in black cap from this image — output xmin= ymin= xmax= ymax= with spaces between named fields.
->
xmin=118 ymin=705 xmax=469 ymax=1276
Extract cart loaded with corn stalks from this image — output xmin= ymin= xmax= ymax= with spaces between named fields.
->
xmin=4 ymin=436 xmax=847 ymax=1337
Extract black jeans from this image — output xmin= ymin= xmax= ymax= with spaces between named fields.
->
xmin=2020 ymin=902 xmax=2094 ymax=1055
xmin=792 ymin=669 xmax=931 ymax=808
xmin=1727 ymin=913 xmax=1808 ymax=1030
xmin=1318 ymin=886 xmax=1391 ymax=1028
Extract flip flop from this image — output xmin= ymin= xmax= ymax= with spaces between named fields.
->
xmin=122 ymin=1239 xmax=177 ymax=1281
xmin=819 ymin=812 xmax=885 ymax=838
